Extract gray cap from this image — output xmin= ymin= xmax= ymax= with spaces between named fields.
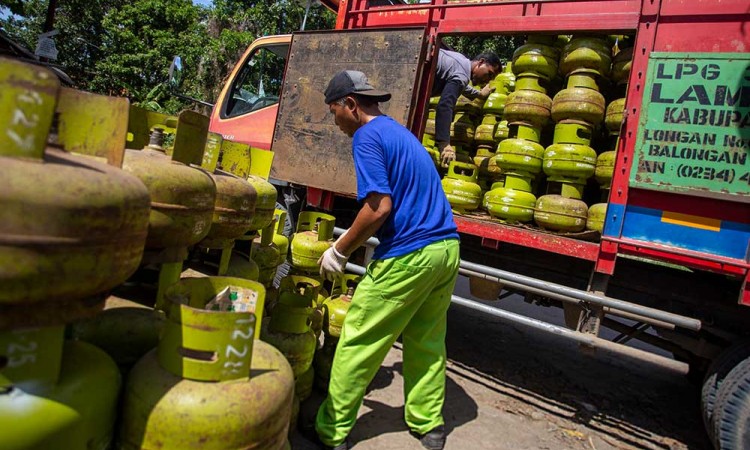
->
xmin=324 ymin=70 xmax=391 ymax=104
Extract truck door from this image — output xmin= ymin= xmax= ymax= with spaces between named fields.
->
xmin=270 ymin=29 xmax=428 ymax=196
xmin=209 ymin=35 xmax=292 ymax=150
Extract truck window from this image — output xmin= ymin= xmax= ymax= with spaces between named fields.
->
xmin=224 ymin=43 xmax=288 ymax=118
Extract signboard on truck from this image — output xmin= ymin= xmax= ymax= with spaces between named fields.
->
xmin=631 ymin=52 xmax=750 ymax=202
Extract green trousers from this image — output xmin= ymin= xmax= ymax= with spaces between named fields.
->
xmin=315 ymin=238 xmax=460 ymax=446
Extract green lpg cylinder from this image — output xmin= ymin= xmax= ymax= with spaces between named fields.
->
xmin=474 ymin=147 xmax=503 ymax=181
xmin=551 ymin=86 xmax=606 ymax=125
xmin=252 ymin=220 xmax=280 ymax=288
xmin=122 ymin=128 xmax=216 ymax=250
xmin=492 ymin=62 xmax=516 ymax=94
xmin=70 ymin=297 xmax=163 ymax=373
xmin=512 ymin=42 xmax=560 ymax=80
xmin=612 ymin=47 xmax=633 ymax=85
xmin=587 ymin=203 xmax=608 ymax=232
xmin=552 ymin=122 xmax=594 ymax=146
xmin=483 ymin=183 xmax=537 ymax=223
xmin=290 ymin=212 xmax=336 ymax=273
xmin=595 ymin=151 xmax=617 ymax=188
xmin=279 ymin=275 xmax=324 ymax=338
xmin=495 ymin=137 xmax=545 ymax=180
xmin=261 ymin=278 xmax=317 ymax=378
xmin=495 ymin=120 xmax=510 ymax=141
xmin=0 ymin=326 xmax=121 ymax=450
xmin=273 ymin=209 xmax=291 ymax=266
xmin=442 ymin=162 xmax=483 ymax=214
xmin=605 ymin=98 xmax=626 ymax=134
xmin=534 ymin=195 xmax=589 ymax=232
xmin=246 ymin=175 xmax=277 ymax=232
xmin=559 ymin=36 xmax=613 ymax=78
xmin=0 ymin=62 xmax=151 ymax=305
xmin=199 ymin=169 xmax=257 ymax=249
xmin=455 ymin=95 xmax=482 ymax=116
xmin=474 ymin=114 xmax=499 ymax=147
xmin=483 ymin=92 xmax=508 ymax=115
xmin=225 ymin=251 xmax=261 ymax=281
xmin=450 ymin=112 xmax=476 ymax=146
xmin=424 ymin=146 xmax=441 ymax=168
xmin=313 ymin=336 xmax=338 ymax=392
xmin=121 ymin=277 xmax=293 ymax=450
xmin=503 ymin=89 xmax=552 ymax=128
xmin=322 ymin=275 xmax=361 ymax=339
xmin=296 ymin=365 xmax=314 ymax=402
xmin=1 ymin=142 xmax=151 ymax=305
xmin=422 ymin=131 xmax=436 ymax=149
xmin=543 ymin=143 xmax=597 ymax=196
xmin=424 ymin=109 xmax=437 ymax=136
xmin=515 ymin=72 xmax=549 ymax=94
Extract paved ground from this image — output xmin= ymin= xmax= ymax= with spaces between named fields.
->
xmin=290 ymin=276 xmax=710 ymax=450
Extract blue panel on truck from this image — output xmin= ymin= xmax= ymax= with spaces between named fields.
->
xmin=619 ymin=204 xmax=750 ymax=260
xmin=602 ymin=202 xmax=626 ymax=238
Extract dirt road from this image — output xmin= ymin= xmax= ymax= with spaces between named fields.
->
xmin=292 ymin=276 xmax=710 ymax=450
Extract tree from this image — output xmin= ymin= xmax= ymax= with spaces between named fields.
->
xmin=194 ymin=0 xmax=335 ymax=103
xmin=443 ymin=35 xmax=525 ymax=64
xmin=0 ymin=0 xmax=25 ymax=16
xmin=0 ymin=0 xmax=335 ymax=113
xmin=1 ymin=0 xmax=130 ymax=88
xmin=89 ymin=0 xmax=209 ymax=112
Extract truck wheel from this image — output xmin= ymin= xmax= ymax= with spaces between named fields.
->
xmin=712 ymin=357 xmax=750 ymax=449
xmin=701 ymin=340 xmax=750 ymax=439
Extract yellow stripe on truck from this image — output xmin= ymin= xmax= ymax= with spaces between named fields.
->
xmin=661 ymin=211 xmax=722 ymax=232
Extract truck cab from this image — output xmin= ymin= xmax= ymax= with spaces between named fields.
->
xmin=209 ymin=34 xmax=291 ymax=149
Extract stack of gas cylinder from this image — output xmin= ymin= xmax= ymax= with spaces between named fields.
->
xmin=428 ymin=35 xmax=632 ymax=237
xmin=0 ymin=57 xmax=298 ymax=449
xmin=262 ymin=213 xmax=364 ymax=430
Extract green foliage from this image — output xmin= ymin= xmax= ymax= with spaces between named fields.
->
xmin=0 ymin=0 xmax=25 ymax=16
xmin=89 ymin=0 xmax=209 ymax=112
xmin=0 ymin=0 xmax=334 ymax=114
xmin=442 ymin=35 xmax=525 ymax=64
xmin=195 ymin=0 xmax=335 ymax=102
xmin=1 ymin=0 xmax=131 ymax=88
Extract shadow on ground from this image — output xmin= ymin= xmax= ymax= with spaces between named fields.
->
xmin=297 ymin=359 xmax=478 ymax=449
xmin=445 ymin=299 xmax=711 ymax=450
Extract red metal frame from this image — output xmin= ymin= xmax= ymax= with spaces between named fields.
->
xmin=455 ymin=216 xmax=600 ymax=261
xmin=306 ymin=187 xmax=336 ymax=211
xmin=331 ymin=0 xmax=750 ymax=283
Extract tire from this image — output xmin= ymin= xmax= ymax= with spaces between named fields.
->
xmin=712 ymin=357 xmax=750 ymax=449
xmin=701 ymin=340 xmax=750 ymax=439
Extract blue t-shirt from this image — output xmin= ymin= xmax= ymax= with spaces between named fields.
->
xmin=352 ymin=115 xmax=458 ymax=260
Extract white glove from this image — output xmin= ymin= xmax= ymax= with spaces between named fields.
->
xmin=318 ymin=245 xmax=348 ymax=280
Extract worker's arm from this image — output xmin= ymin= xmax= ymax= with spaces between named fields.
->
xmin=318 ymin=193 xmax=391 ymax=279
xmin=435 ymin=79 xmax=464 ymax=168
xmin=335 ymin=193 xmax=391 ymax=257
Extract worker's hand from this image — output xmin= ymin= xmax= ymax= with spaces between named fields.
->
xmin=318 ymin=245 xmax=348 ymax=281
xmin=438 ymin=142 xmax=455 ymax=169
xmin=479 ymin=85 xmax=495 ymax=99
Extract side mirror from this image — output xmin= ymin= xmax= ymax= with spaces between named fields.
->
xmin=168 ymin=56 xmax=183 ymax=90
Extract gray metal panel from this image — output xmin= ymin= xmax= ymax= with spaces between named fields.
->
xmin=271 ymin=29 xmax=426 ymax=196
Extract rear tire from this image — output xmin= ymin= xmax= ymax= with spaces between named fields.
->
xmin=712 ymin=357 xmax=750 ymax=449
xmin=701 ymin=340 xmax=750 ymax=439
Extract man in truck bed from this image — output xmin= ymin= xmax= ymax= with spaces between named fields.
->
xmin=434 ymin=49 xmax=501 ymax=168
xmin=314 ymin=69 xmax=461 ymax=450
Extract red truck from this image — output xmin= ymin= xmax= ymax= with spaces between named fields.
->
xmin=180 ymin=0 xmax=750 ymax=447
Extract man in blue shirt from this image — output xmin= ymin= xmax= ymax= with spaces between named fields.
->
xmin=312 ymin=70 xmax=460 ymax=450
